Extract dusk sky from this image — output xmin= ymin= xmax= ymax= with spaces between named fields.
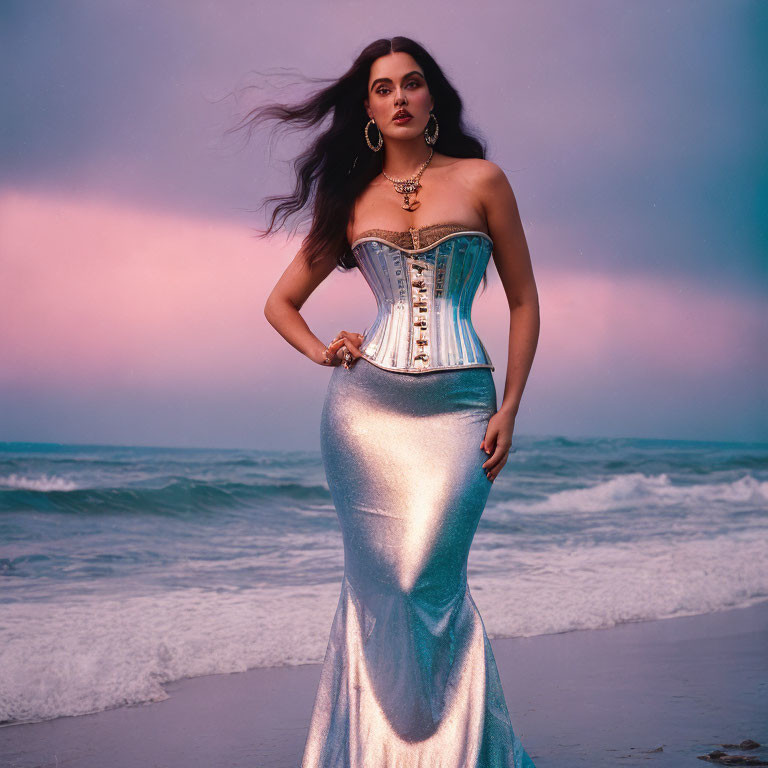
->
xmin=1 ymin=1 xmax=765 ymax=450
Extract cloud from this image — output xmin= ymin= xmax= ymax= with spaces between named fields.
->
xmin=1 ymin=188 xmax=764 ymax=446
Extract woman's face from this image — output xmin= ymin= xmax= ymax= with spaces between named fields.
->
xmin=365 ymin=52 xmax=433 ymax=140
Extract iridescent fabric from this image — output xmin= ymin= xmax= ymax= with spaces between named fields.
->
xmin=301 ymin=357 xmax=536 ymax=767
xmin=351 ymin=224 xmax=495 ymax=374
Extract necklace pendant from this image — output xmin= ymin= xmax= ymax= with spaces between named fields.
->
xmin=394 ymin=180 xmax=420 ymax=195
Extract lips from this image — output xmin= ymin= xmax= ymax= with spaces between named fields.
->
xmin=393 ymin=110 xmax=412 ymax=121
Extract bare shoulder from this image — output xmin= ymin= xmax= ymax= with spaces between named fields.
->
xmin=462 ymin=158 xmax=513 ymax=196
xmin=450 ymin=159 xmax=516 ymax=216
xmin=443 ymin=157 xmax=493 ymax=183
xmin=469 ymin=160 xmax=520 ymax=225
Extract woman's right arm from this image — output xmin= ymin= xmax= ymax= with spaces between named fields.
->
xmin=263 ymin=247 xmax=350 ymax=366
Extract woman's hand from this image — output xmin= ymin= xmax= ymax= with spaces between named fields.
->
xmin=319 ymin=330 xmax=366 ymax=367
xmin=480 ymin=410 xmax=516 ymax=482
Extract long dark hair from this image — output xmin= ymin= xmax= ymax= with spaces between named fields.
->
xmin=229 ymin=36 xmax=489 ymax=288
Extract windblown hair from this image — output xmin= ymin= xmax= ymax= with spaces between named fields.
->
xmin=229 ymin=36 xmax=489 ymax=288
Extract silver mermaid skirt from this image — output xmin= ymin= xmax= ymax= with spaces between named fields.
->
xmin=302 ymin=357 xmax=535 ymax=767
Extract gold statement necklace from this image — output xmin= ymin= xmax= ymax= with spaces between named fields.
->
xmin=381 ymin=148 xmax=435 ymax=211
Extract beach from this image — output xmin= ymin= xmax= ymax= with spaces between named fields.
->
xmin=2 ymin=600 xmax=766 ymax=768
xmin=1 ymin=439 xmax=766 ymax=766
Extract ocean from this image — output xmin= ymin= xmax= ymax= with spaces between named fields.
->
xmin=1 ymin=437 xmax=766 ymax=725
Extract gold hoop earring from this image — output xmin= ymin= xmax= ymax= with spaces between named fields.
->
xmin=364 ymin=118 xmax=383 ymax=152
xmin=424 ymin=112 xmax=439 ymax=146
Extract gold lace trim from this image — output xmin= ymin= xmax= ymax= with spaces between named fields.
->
xmin=353 ymin=222 xmax=479 ymax=250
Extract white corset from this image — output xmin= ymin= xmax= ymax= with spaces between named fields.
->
xmin=350 ymin=227 xmax=495 ymax=374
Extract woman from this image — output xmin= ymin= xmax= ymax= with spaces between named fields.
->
xmin=257 ymin=37 xmax=539 ymax=768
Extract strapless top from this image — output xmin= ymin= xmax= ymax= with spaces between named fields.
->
xmin=350 ymin=222 xmax=495 ymax=374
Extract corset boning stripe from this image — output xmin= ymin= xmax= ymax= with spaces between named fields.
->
xmin=352 ymin=232 xmax=495 ymax=374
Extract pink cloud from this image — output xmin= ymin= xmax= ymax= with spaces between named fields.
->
xmin=473 ymin=254 xmax=760 ymax=384
xmin=0 ymin=188 xmax=759 ymax=400
xmin=0 ymin=188 xmax=321 ymax=392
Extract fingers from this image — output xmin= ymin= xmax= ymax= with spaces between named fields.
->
xmin=482 ymin=446 xmax=509 ymax=481
xmin=327 ymin=331 xmax=366 ymax=364
xmin=326 ymin=338 xmax=347 ymax=355
xmin=481 ymin=429 xmax=511 ymax=482
xmin=322 ymin=339 xmax=344 ymax=365
xmin=482 ymin=439 xmax=510 ymax=470
xmin=341 ymin=339 xmax=363 ymax=359
xmin=485 ymin=452 xmax=509 ymax=482
xmin=338 ymin=330 xmax=365 ymax=354
xmin=480 ymin=436 xmax=495 ymax=456
xmin=480 ymin=429 xmax=497 ymax=460
xmin=328 ymin=339 xmax=361 ymax=362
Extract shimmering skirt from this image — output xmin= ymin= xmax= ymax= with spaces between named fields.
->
xmin=302 ymin=357 xmax=535 ymax=768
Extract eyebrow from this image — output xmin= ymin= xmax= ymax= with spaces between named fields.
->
xmin=370 ymin=71 xmax=424 ymax=91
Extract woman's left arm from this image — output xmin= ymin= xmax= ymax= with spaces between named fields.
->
xmin=476 ymin=160 xmax=540 ymax=481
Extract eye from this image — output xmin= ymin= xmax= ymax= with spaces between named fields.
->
xmin=376 ymin=81 xmax=419 ymax=96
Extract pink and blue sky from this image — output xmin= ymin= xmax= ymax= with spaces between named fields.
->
xmin=1 ymin=1 xmax=765 ymax=449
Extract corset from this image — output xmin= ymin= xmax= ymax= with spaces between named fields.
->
xmin=350 ymin=222 xmax=495 ymax=374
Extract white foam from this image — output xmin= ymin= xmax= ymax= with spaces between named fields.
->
xmin=0 ymin=583 xmax=341 ymax=724
xmin=502 ymin=472 xmax=768 ymax=515
xmin=2 ymin=529 xmax=767 ymax=724
xmin=0 ymin=473 xmax=79 ymax=492
xmin=470 ymin=532 xmax=768 ymax=638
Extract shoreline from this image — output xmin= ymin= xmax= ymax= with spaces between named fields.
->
xmin=2 ymin=600 xmax=766 ymax=767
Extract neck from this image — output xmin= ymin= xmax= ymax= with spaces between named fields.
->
xmin=382 ymin=140 xmax=433 ymax=178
